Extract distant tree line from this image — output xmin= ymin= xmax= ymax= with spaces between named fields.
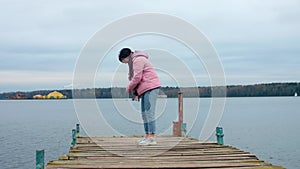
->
xmin=0 ymin=82 xmax=299 ymax=99
xmin=226 ymin=83 xmax=300 ymax=97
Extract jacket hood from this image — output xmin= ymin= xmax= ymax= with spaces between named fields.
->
xmin=132 ymin=50 xmax=149 ymax=60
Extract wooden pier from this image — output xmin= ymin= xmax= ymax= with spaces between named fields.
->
xmin=46 ymin=136 xmax=284 ymax=169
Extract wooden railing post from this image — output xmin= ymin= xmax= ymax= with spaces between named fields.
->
xmin=216 ymin=127 xmax=224 ymax=145
xmin=173 ymin=92 xmax=185 ymax=136
xmin=36 ymin=149 xmax=44 ymax=169
xmin=178 ymin=92 xmax=183 ymax=124
xmin=72 ymin=129 xmax=77 ymax=147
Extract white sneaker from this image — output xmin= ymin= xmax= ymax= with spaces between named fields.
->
xmin=138 ymin=137 xmax=157 ymax=146
xmin=137 ymin=137 xmax=147 ymax=144
xmin=148 ymin=138 xmax=157 ymax=145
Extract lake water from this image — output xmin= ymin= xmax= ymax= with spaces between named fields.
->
xmin=0 ymin=97 xmax=299 ymax=169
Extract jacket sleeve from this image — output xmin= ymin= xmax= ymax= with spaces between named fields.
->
xmin=127 ymin=58 xmax=144 ymax=91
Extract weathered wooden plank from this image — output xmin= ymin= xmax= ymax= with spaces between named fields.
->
xmin=73 ymin=142 xmax=235 ymax=149
xmin=76 ymin=136 xmax=214 ymax=144
xmin=68 ymin=149 xmax=251 ymax=158
xmin=69 ymin=153 xmax=256 ymax=158
xmin=47 ymin=160 xmax=268 ymax=169
xmin=72 ymin=155 xmax=259 ymax=162
xmin=69 ymin=149 xmax=247 ymax=155
xmin=72 ymin=146 xmax=234 ymax=152
xmin=68 ymin=150 xmax=251 ymax=157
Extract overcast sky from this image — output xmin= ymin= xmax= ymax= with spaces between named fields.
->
xmin=1 ymin=0 xmax=300 ymax=92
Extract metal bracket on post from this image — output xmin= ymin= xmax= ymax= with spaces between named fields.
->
xmin=216 ymin=127 xmax=224 ymax=145
xmin=76 ymin=123 xmax=80 ymax=136
xmin=36 ymin=149 xmax=44 ymax=169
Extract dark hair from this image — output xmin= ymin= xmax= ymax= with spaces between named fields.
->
xmin=118 ymin=48 xmax=132 ymax=62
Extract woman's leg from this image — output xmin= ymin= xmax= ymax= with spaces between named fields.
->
xmin=147 ymin=88 xmax=159 ymax=135
xmin=141 ymin=93 xmax=149 ymax=135
xmin=141 ymin=88 xmax=159 ymax=136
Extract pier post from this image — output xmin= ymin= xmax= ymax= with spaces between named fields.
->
xmin=72 ymin=129 xmax=77 ymax=147
xmin=36 ymin=149 xmax=44 ymax=169
xmin=76 ymin=123 xmax=80 ymax=136
xmin=178 ymin=92 xmax=183 ymax=124
xmin=173 ymin=92 xmax=184 ymax=136
xmin=216 ymin=127 xmax=224 ymax=145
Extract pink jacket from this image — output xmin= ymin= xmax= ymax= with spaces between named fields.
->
xmin=127 ymin=50 xmax=161 ymax=96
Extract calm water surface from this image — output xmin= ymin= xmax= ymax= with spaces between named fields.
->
xmin=0 ymin=97 xmax=299 ymax=169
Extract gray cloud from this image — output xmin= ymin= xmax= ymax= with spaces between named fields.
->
xmin=0 ymin=0 xmax=299 ymax=92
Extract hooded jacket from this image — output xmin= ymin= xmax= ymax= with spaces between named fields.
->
xmin=127 ymin=50 xmax=161 ymax=96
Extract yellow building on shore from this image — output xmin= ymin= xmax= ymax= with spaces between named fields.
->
xmin=33 ymin=94 xmax=43 ymax=99
xmin=33 ymin=91 xmax=67 ymax=99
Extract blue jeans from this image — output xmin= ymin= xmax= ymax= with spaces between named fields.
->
xmin=141 ymin=88 xmax=159 ymax=134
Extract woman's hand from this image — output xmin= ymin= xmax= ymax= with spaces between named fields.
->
xmin=125 ymin=87 xmax=130 ymax=93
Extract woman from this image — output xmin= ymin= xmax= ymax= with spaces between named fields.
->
xmin=118 ymin=48 xmax=161 ymax=145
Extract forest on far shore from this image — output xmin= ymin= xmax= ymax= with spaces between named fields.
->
xmin=0 ymin=82 xmax=299 ymax=99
